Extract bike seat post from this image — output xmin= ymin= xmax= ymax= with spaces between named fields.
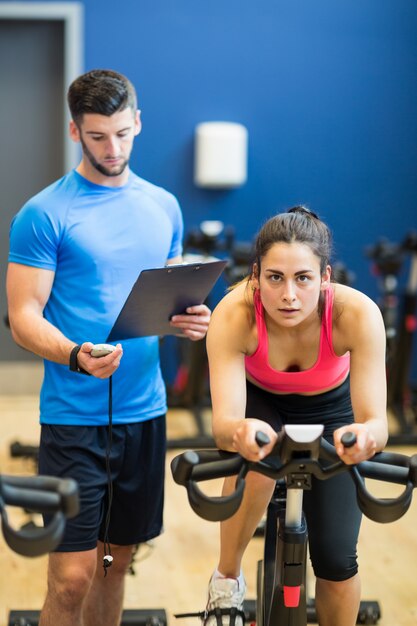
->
xmin=285 ymin=487 xmax=304 ymax=528
xmin=280 ymin=424 xmax=323 ymax=529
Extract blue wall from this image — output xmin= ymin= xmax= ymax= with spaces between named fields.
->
xmin=14 ymin=1 xmax=417 ymax=296
xmin=17 ymin=0 xmax=417 ymax=299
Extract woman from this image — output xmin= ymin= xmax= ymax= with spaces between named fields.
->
xmin=204 ymin=207 xmax=388 ymax=626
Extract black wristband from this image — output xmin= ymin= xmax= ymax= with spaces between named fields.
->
xmin=69 ymin=345 xmax=91 ymax=375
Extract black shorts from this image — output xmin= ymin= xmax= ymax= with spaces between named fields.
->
xmin=38 ymin=416 xmax=166 ymax=552
xmin=246 ymin=375 xmax=354 ymax=440
xmin=246 ymin=376 xmax=362 ymax=582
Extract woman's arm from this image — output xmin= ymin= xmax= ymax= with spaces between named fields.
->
xmin=207 ymin=286 xmax=277 ymax=460
xmin=333 ymin=286 xmax=388 ymax=464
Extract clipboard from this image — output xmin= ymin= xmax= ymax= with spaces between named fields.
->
xmin=107 ymin=259 xmax=227 ymax=341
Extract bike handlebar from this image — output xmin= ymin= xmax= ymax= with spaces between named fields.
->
xmin=0 ymin=474 xmax=79 ymax=557
xmin=171 ymin=425 xmax=417 ymax=525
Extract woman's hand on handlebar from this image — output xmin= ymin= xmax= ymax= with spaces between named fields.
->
xmin=232 ymin=419 xmax=277 ymax=461
xmin=334 ymin=423 xmax=377 ymax=465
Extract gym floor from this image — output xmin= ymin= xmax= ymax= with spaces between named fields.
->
xmin=0 ymin=398 xmax=416 ymax=626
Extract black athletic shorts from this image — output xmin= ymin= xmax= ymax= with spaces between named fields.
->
xmin=38 ymin=416 xmax=166 ymax=552
xmin=246 ymin=376 xmax=362 ymax=582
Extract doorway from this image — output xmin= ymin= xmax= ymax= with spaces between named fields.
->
xmin=0 ymin=2 xmax=83 ymax=388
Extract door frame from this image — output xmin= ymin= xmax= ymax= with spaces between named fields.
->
xmin=0 ymin=2 xmax=84 ymax=171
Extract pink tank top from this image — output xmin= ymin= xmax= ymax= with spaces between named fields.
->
xmin=245 ymin=288 xmax=350 ymax=393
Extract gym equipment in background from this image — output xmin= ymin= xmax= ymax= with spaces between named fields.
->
xmin=2 ymin=473 xmax=168 ymax=626
xmin=1 ymin=473 xmax=79 ymax=557
xmin=366 ymin=231 xmax=417 ymax=444
xmin=165 ymin=220 xmax=254 ymax=449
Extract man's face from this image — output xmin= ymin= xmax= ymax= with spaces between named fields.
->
xmin=70 ymin=108 xmax=141 ymax=182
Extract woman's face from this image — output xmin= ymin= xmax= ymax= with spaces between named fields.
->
xmin=252 ymin=242 xmax=331 ymax=328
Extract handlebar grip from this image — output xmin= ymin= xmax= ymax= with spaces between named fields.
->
xmin=1 ymin=509 xmax=66 ymax=557
xmin=57 ymin=478 xmax=80 ymax=519
xmin=10 ymin=441 xmax=39 ymax=459
xmin=1 ymin=475 xmax=79 ymax=518
xmin=188 ymin=478 xmax=246 ymax=522
xmin=255 ymin=431 xmax=270 ymax=447
xmin=171 ymin=451 xmax=200 ymax=486
xmin=0 ymin=475 xmax=80 ymax=557
xmin=351 ymin=465 xmax=414 ymax=523
xmin=171 ymin=450 xmax=247 ymax=521
xmin=341 ymin=432 xmax=356 ymax=448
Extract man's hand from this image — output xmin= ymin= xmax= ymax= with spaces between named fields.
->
xmin=76 ymin=342 xmax=123 ymax=379
xmin=169 ymin=304 xmax=211 ymax=341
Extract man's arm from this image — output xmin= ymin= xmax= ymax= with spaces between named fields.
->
xmin=7 ymin=263 xmax=74 ymax=363
xmin=6 ymin=262 xmax=122 ymax=377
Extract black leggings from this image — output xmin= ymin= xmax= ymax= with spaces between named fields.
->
xmin=246 ymin=376 xmax=361 ymax=581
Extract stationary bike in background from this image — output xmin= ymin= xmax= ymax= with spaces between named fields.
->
xmin=0 ymin=473 xmax=79 ymax=558
xmin=165 ymin=220 xmax=254 ymax=449
xmin=365 ymin=231 xmax=417 ymax=444
xmin=171 ymin=425 xmax=417 ymax=626
xmin=1 ymin=473 xmax=80 ymax=625
xmin=2 ymin=476 xmax=167 ymax=625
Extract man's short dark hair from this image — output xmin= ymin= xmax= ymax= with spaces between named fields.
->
xmin=67 ymin=69 xmax=137 ymax=124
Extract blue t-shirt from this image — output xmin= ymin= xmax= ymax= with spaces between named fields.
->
xmin=9 ymin=170 xmax=183 ymax=426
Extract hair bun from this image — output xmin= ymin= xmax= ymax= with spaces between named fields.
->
xmin=287 ymin=206 xmax=319 ymax=219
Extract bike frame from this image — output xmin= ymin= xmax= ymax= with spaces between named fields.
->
xmin=258 ymin=424 xmax=318 ymax=626
xmin=258 ymin=480 xmax=309 ymax=626
xmin=258 ymin=478 xmax=382 ymax=626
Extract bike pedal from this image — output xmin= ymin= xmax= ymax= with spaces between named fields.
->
xmin=357 ymin=600 xmax=381 ymax=625
xmin=243 ymin=599 xmax=256 ymax=621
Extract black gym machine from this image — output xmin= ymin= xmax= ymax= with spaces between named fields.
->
xmin=1 ymin=456 xmax=168 ymax=626
xmin=1 ymin=470 xmax=168 ymax=626
xmin=165 ymin=220 xmax=254 ymax=449
xmin=365 ymin=231 xmax=417 ymax=444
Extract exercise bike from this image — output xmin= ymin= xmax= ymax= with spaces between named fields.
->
xmin=0 ymin=473 xmax=79 ymax=558
xmin=0 ymin=473 xmax=79 ymax=626
xmin=171 ymin=424 xmax=417 ymax=625
xmin=3 ymin=471 xmax=167 ymax=626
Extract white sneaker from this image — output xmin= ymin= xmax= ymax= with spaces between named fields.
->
xmin=204 ymin=574 xmax=246 ymax=626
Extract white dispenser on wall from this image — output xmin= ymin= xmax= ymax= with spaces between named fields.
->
xmin=194 ymin=121 xmax=248 ymax=188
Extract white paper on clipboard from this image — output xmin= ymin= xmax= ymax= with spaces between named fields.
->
xmin=107 ymin=259 xmax=227 ymax=341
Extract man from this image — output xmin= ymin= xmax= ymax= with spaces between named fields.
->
xmin=7 ymin=69 xmax=210 ymax=626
